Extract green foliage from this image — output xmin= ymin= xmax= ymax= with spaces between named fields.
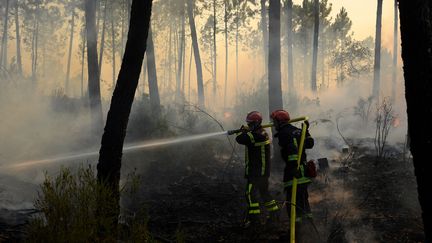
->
xmin=331 ymin=7 xmax=352 ymax=38
xmin=175 ymin=225 xmax=186 ymax=243
xmin=26 ymin=166 xmax=152 ymax=242
xmin=331 ymin=38 xmax=372 ymax=83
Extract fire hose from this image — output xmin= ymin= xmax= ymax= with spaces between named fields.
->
xmin=226 ymin=116 xmax=308 ymax=135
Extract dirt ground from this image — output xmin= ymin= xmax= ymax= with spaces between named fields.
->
xmin=0 ymin=139 xmax=425 ymax=242
xmin=126 ymin=139 xmax=424 ymax=242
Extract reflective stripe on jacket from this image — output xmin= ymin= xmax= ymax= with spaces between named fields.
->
xmin=235 ymin=128 xmax=271 ymax=178
xmin=274 ymin=124 xmax=314 ymax=186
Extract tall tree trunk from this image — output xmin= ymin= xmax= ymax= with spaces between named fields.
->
xmin=0 ymin=0 xmax=10 ymax=69
xmin=120 ymin=0 xmax=125 ymax=56
xmin=99 ymin=0 xmax=108 ymax=79
xmin=268 ymin=0 xmax=283 ymax=113
xmin=97 ymin=0 xmax=153 ymax=235
xmin=96 ymin=0 xmax=101 ymax=34
xmin=224 ymin=0 xmax=228 ymax=110
xmin=398 ymin=0 xmax=432 ymax=240
xmin=391 ymin=0 xmax=398 ymax=102
xmin=187 ymin=0 xmax=205 ymax=107
xmin=141 ymin=54 xmax=146 ymax=93
xmin=372 ymin=0 xmax=383 ymax=99
xmin=146 ymin=27 xmax=161 ymax=115
xmin=81 ymin=26 xmax=86 ymax=98
xmin=111 ymin=11 xmax=116 ymax=86
xmin=182 ymin=40 xmax=186 ymax=93
xmin=188 ymin=43 xmax=193 ymax=100
xmin=213 ymin=0 xmax=217 ymax=100
xmin=320 ymin=22 xmax=325 ymax=89
xmin=176 ymin=3 xmax=185 ymax=101
xmin=31 ymin=17 xmax=39 ymax=84
xmin=303 ymin=32 xmax=308 ymax=90
xmin=85 ymin=0 xmax=103 ymax=132
xmin=286 ymin=0 xmax=294 ymax=95
xmin=15 ymin=0 xmax=22 ymax=75
xmin=311 ymin=0 xmax=319 ymax=92
xmin=168 ymin=24 xmax=173 ymax=92
xmin=260 ymin=0 xmax=269 ymax=77
xmin=65 ymin=7 xmax=76 ymax=95
xmin=235 ymin=2 xmax=239 ymax=98
xmin=42 ymin=41 xmax=46 ymax=78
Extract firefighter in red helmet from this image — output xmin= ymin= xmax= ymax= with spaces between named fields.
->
xmin=270 ymin=109 xmax=314 ymax=223
xmin=235 ymin=111 xmax=280 ymax=228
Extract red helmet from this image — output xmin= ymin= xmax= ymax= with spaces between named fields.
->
xmin=246 ymin=111 xmax=263 ymax=124
xmin=270 ymin=110 xmax=290 ymax=123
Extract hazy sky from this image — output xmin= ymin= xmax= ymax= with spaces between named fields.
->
xmin=293 ymin=0 xmax=398 ymax=49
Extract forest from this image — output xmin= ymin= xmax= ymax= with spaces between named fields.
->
xmin=0 ymin=0 xmax=430 ymax=242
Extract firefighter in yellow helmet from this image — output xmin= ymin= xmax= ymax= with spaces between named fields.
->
xmin=235 ymin=111 xmax=280 ymax=228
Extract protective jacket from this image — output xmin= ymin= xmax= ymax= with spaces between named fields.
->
xmin=235 ymin=128 xmax=271 ymax=178
xmin=275 ymin=123 xmax=314 ymax=186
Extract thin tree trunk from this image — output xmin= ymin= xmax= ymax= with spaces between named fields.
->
xmin=391 ymin=0 xmax=398 ymax=103
xmin=303 ymin=33 xmax=308 ymax=90
xmin=167 ymin=24 xmax=173 ymax=92
xmin=120 ymin=0 xmax=125 ymax=56
xmin=187 ymin=0 xmax=205 ymax=107
xmin=311 ymin=0 xmax=319 ymax=92
xmin=176 ymin=3 xmax=185 ymax=101
xmin=0 ymin=0 xmax=10 ymax=68
xmin=65 ymin=7 xmax=76 ymax=95
xmin=81 ymin=26 xmax=86 ymax=98
xmin=320 ymin=23 xmax=325 ymax=89
xmin=398 ymin=0 xmax=432 ymax=240
xmin=97 ymin=0 xmax=153 ymax=236
xmin=141 ymin=54 xmax=147 ymax=94
xmin=235 ymin=2 xmax=239 ymax=98
xmin=188 ymin=42 xmax=193 ymax=101
xmin=32 ymin=17 xmax=39 ymax=84
xmin=372 ymin=0 xmax=383 ymax=99
xmin=260 ymin=0 xmax=269 ymax=77
xmin=99 ymin=0 xmax=108 ymax=79
xmin=111 ymin=11 xmax=116 ymax=86
xmin=96 ymin=0 xmax=101 ymax=34
xmin=224 ymin=0 xmax=228 ymax=110
xmin=286 ymin=0 xmax=294 ymax=94
xmin=268 ymin=0 xmax=283 ymax=113
xmin=213 ymin=0 xmax=217 ymax=100
xmin=15 ymin=0 xmax=22 ymax=75
xmin=85 ymin=0 xmax=104 ymax=132
xmin=182 ymin=40 xmax=186 ymax=93
xmin=42 ymin=41 xmax=46 ymax=78
xmin=146 ymin=27 xmax=161 ymax=115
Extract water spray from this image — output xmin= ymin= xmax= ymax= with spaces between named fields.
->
xmin=3 ymin=117 xmax=307 ymax=171
xmin=4 ymin=131 xmax=228 ymax=170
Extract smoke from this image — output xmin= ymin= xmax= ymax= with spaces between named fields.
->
xmin=0 ymin=81 xmax=97 ymax=209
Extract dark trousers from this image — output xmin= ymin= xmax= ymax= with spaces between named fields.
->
xmin=245 ymin=177 xmax=279 ymax=216
xmin=285 ymin=184 xmax=311 ymax=218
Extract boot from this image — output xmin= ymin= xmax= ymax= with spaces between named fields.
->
xmin=244 ymin=214 xmax=261 ymax=229
xmin=265 ymin=211 xmax=281 ymax=230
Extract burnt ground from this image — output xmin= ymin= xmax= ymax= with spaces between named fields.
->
xmin=122 ymin=139 xmax=425 ymax=242
xmin=0 ymin=139 xmax=425 ymax=242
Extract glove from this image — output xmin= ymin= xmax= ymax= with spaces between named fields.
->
xmin=240 ymin=125 xmax=248 ymax=132
xmin=293 ymin=168 xmax=302 ymax=178
xmin=304 ymin=120 xmax=310 ymax=130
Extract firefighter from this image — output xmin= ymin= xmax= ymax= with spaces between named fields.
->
xmin=235 ymin=111 xmax=280 ymax=228
xmin=270 ymin=109 xmax=314 ymax=223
